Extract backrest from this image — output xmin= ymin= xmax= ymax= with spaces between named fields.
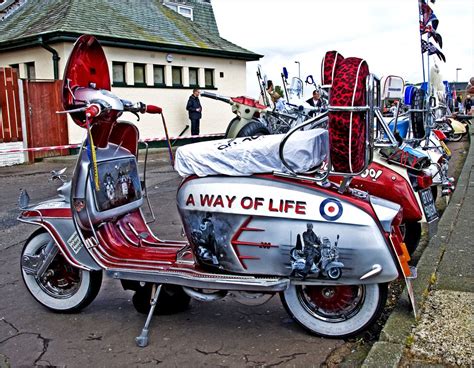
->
xmin=382 ymin=75 xmax=404 ymax=100
xmin=328 ymin=57 xmax=370 ymax=174
xmin=321 ymin=51 xmax=344 ymax=86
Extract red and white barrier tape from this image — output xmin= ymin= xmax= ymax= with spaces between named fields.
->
xmin=0 ymin=133 xmax=225 ymax=155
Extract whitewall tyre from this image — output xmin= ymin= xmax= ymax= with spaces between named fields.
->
xmin=21 ymin=231 xmax=102 ymax=313
xmin=281 ymin=283 xmax=387 ymax=338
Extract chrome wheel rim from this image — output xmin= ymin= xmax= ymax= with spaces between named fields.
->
xmin=297 ymin=285 xmax=365 ymax=322
xmin=26 ymin=245 xmax=82 ymax=299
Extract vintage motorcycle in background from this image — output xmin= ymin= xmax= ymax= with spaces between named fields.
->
xmin=18 ymin=35 xmax=416 ymax=347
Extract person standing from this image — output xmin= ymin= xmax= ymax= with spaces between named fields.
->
xmin=186 ymin=88 xmax=202 ymax=135
xmin=306 ymin=90 xmax=322 ymax=108
xmin=464 ymin=95 xmax=472 ymax=115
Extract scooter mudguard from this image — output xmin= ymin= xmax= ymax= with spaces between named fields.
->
xmin=326 ymin=261 xmax=344 ymax=269
xmin=226 ymin=117 xmax=248 ymax=138
xmin=18 ymin=201 xmax=101 ymax=271
xmin=448 ymin=118 xmax=467 ymax=135
xmin=177 ymin=175 xmax=400 ymax=285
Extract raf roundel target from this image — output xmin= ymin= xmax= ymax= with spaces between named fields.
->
xmin=319 ymin=198 xmax=343 ymax=221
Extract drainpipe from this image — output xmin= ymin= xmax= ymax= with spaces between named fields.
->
xmin=39 ymin=36 xmax=60 ymax=80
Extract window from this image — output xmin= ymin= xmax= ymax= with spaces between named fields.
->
xmin=172 ymin=66 xmax=182 ymax=87
xmin=178 ymin=6 xmax=193 ymax=20
xmin=25 ymin=62 xmax=35 ymax=80
xmin=112 ymin=62 xmax=126 ymax=85
xmin=134 ymin=63 xmax=146 ymax=86
xmin=163 ymin=2 xmax=193 ymax=20
xmin=189 ymin=68 xmax=199 ymax=87
xmin=204 ymin=68 xmax=214 ymax=87
xmin=153 ymin=65 xmax=165 ymax=86
xmin=9 ymin=64 xmax=19 ymax=76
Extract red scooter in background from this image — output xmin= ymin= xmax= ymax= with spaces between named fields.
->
xmin=18 ymin=36 xmax=415 ymax=347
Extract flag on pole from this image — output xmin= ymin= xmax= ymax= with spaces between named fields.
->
xmin=421 ymin=39 xmax=446 ymax=62
xmin=420 ymin=23 xmax=443 ymax=48
xmin=420 ymin=1 xmax=439 ymax=30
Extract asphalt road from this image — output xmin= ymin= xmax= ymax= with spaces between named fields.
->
xmin=0 ymin=138 xmax=467 ymax=368
xmin=0 ymin=155 xmax=343 ymax=368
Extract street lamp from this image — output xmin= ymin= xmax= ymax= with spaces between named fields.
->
xmin=294 ymin=61 xmax=301 ymax=80
xmin=456 ymin=67 xmax=462 ymax=82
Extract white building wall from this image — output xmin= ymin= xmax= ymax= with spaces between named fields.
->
xmin=1 ymin=42 xmax=252 ymax=144
xmin=62 ymin=43 xmax=248 ymax=143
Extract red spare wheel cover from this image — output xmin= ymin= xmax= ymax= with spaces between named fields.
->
xmin=321 ymin=51 xmax=344 ymax=86
xmin=328 ymin=57 xmax=370 ymax=174
xmin=62 ymin=35 xmax=111 ymax=126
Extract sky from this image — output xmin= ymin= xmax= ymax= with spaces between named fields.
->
xmin=212 ymin=0 xmax=474 ymax=98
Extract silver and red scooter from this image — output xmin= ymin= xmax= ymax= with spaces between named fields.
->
xmin=18 ymin=35 xmax=415 ymax=347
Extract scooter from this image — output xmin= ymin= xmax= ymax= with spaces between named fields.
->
xmin=18 ymin=36 xmax=415 ymax=347
xmin=201 ymin=91 xmax=315 ymax=137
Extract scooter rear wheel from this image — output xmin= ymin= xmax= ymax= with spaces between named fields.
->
xmin=401 ymin=221 xmax=422 ymax=255
xmin=21 ymin=230 xmax=102 ymax=313
xmin=281 ymin=283 xmax=387 ymax=338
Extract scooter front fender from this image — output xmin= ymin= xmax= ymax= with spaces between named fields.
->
xmin=18 ymin=202 xmax=101 ymax=271
xmin=326 ymin=261 xmax=344 ymax=269
xmin=449 ymin=118 xmax=467 ymax=134
xmin=226 ymin=117 xmax=250 ymax=138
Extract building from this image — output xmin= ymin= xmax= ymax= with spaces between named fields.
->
xmin=0 ymin=0 xmax=261 ymax=144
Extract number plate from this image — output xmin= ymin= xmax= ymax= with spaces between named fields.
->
xmin=419 ymin=188 xmax=438 ymax=223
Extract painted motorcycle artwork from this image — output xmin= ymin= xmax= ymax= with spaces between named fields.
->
xmin=290 ymin=224 xmax=344 ymax=281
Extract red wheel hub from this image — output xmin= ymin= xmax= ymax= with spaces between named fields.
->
xmin=305 ymin=285 xmax=359 ymax=313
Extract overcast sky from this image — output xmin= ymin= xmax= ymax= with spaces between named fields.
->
xmin=212 ymin=0 xmax=473 ymax=98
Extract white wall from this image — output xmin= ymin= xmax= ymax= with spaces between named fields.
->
xmin=61 ymin=43 xmax=249 ymax=143
xmin=0 ymin=42 xmax=253 ymax=144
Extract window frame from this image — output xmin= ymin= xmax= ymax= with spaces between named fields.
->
xmin=172 ymin=66 xmax=183 ymax=87
xmin=25 ymin=62 xmax=36 ymax=80
xmin=204 ymin=68 xmax=214 ymax=88
xmin=112 ymin=61 xmax=127 ymax=86
xmin=188 ymin=67 xmax=199 ymax=87
xmin=133 ymin=63 xmax=146 ymax=86
xmin=153 ymin=65 xmax=165 ymax=87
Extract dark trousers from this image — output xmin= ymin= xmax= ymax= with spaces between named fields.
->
xmin=191 ymin=118 xmax=200 ymax=136
xmin=303 ymin=246 xmax=320 ymax=274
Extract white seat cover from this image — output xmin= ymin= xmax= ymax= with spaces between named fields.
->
xmin=174 ymin=128 xmax=328 ymax=177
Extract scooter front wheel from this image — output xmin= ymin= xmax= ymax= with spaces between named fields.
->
xmin=21 ymin=231 xmax=102 ymax=313
xmin=447 ymin=133 xmax=464 ymax=142
xmin=281 ymin=283 xmax=387 ymax=338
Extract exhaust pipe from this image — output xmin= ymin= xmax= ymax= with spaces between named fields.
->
xmin=182 ymin=287 xmax=227 ymax=302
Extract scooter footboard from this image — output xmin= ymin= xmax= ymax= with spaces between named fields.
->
xmin=177 ymin=176 xmax=400 ymax=284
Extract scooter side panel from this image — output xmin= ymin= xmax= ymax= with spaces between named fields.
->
xmin=177 ymin=176 xmax=399 ymax=284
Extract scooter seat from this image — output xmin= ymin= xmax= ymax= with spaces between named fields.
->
xmin=174 ymin=128 xmax=329 ymax=177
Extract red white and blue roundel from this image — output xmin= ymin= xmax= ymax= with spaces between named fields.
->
xmin=319 ymin=198 xmax=343 ymax=221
